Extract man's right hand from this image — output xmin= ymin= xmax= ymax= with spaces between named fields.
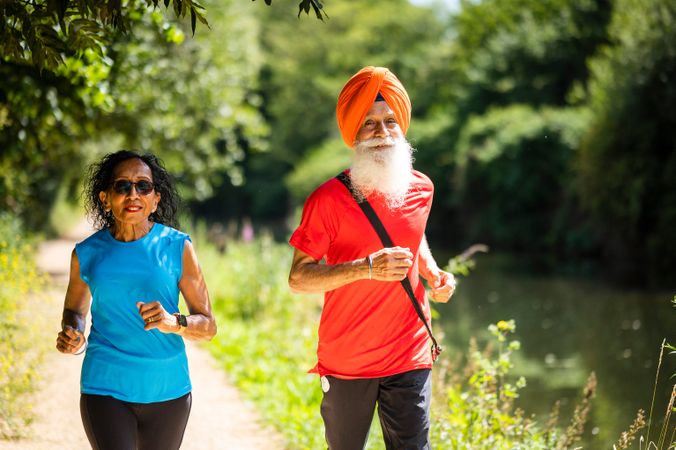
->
xmin=369 ymin=247 xmax=413 ymax=281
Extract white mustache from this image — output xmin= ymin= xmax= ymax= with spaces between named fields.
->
xmin=360 ymin=137 xmax=396 ymax=148
xmin=350 ymin=137 xmax=413 ymax=210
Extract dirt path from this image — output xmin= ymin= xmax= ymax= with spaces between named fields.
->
xmin=4 ymin=223 xmax=285 ymax=450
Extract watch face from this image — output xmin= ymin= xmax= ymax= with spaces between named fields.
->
xmin=178 ymin=314 xmax=188 ymax=327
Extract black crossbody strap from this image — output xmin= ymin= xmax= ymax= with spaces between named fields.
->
xmin=336 ymin=172 xmax=442 ymax=361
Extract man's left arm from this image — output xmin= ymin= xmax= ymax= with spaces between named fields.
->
xmin=418 ymin=235 xmax=456 ymax=303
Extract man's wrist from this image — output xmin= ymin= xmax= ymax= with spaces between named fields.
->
xmin=359 ymin=255 xmax=372 ymax=280
xmin=423 ymin=266 xmax=441 ymax=280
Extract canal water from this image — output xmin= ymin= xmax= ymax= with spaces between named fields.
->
xmin=435 ymin=254 xmax=675 ymax=447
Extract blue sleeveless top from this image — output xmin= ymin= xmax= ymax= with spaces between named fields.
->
xmin=76 ymin=223 xmax=191 ymax=403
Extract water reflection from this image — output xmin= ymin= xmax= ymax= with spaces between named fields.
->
xmin=436 ymin=255 xmax=675 ymax=447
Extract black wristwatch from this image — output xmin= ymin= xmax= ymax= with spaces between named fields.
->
xmin=174 ymin=313 xmax=188 ymax=328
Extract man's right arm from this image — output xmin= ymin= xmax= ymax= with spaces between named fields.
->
xmin=288 ymin=247 xmax=414 ymax=294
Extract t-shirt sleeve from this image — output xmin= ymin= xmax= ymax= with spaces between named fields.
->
xmin=427 ymin=177 xmax=434 ymax=213
xmin=289 ymin=185 xmax=337 ymax=261
xmin=415 ymin=170 xmax=435 ymax=214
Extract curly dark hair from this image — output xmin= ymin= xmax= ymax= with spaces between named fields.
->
xmin=84 ymin=150 xmax=180 ymax=230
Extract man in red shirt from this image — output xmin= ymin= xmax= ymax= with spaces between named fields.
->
xmin=288 ymin=66 xmax=456 ymax=450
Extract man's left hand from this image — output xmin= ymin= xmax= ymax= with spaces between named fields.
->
xmin=427 ymin=270 xmax=456 ymax=303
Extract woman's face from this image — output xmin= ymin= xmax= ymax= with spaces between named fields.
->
xmin=98 ymin=158 xmax=161 ymax=227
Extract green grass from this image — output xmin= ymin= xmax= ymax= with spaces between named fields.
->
xmin=198 ymin=233 xmax=325 ymax=448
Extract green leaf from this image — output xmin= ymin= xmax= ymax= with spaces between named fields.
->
xmin=194 ymin=9 xmax=208 ymax=27
xmin=311 ymin=2 xmax=322 ymax=21
xmin=35 ymin=24 xmax=66 ymax=53
xmin=173 ymin=0 xmax=183 ymax=18
xmin=105 ymin=0 xmax=122 ymax=24
xmin=70 ymin=18 xmax=101 ymax=33
xmin=190 ymin=8 xmax=196 ymax=36
xmin=75 ymin=0 xmax=88 ymax=17
xmin=297 ymin=0 xmax=309 ymax=18
xmin=55 ymin=0 xmax=69 ymax=21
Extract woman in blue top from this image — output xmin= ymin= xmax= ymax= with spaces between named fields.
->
xmin=56 ymin=150 xmax=217 ymax=450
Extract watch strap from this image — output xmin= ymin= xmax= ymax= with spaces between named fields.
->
xmin=173 ymin=313 xmax=188 ymax=328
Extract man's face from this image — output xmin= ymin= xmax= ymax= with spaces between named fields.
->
xmin=354 ymin=101 xmax=404 ymax=146
xmin=350 ymin=101 xmax=413 ymax=209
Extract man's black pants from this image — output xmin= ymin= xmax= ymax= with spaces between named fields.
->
xmin=320 ymin=368 xmax=432 ymax=450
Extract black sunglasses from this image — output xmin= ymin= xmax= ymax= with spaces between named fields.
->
xmin=111 ymin=179 xmax=155 ymax=196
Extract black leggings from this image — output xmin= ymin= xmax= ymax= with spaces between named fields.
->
xmin=80 ymin=393 xmax=192 ymax=450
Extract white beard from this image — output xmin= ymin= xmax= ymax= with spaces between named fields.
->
xmin=350 ymin=137 xmax=414 ymax=210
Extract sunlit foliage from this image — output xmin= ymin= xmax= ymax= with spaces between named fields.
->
xmin=0 ymin=215 xmax=46 ymax=438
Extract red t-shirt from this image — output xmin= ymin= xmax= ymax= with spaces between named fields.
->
xmin=289 ymin=169 xmax=434 ymax=379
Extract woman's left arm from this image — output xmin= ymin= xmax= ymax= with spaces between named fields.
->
xmin=140 ymin=240 xmax=217 ymax=340
xmin=176 ymin=240 xmax=217 ymax=340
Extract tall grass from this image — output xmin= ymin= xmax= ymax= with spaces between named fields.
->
xmin=197 ymin=231 xmax=593 ymax=449
xmin=614 ymin=302 xmax=676 ymax=450
xmin=431 ymin=320 xmax=596 ymax=449
xmin=0 ymin=214 xmax=47 ymax=438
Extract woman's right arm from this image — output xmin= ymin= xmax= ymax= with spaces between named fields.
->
xmin=56 ymin=249 xmax=91 ymax=354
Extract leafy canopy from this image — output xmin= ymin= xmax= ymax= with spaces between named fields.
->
xmin=1 ymin=0 xmax=208 ymax=72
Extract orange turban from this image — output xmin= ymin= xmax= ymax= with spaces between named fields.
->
xmin=336 ymin=66 xmax=412 ymax=148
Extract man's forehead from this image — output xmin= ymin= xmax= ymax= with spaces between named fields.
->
xmin=365 ymin=101 xmax=395 ymax=117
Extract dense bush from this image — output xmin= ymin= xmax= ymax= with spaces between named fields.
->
xmin=453 ymin=105 xmax=593 ymax=255
xmin=577 ymin=0 xmax=676 ymax=284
